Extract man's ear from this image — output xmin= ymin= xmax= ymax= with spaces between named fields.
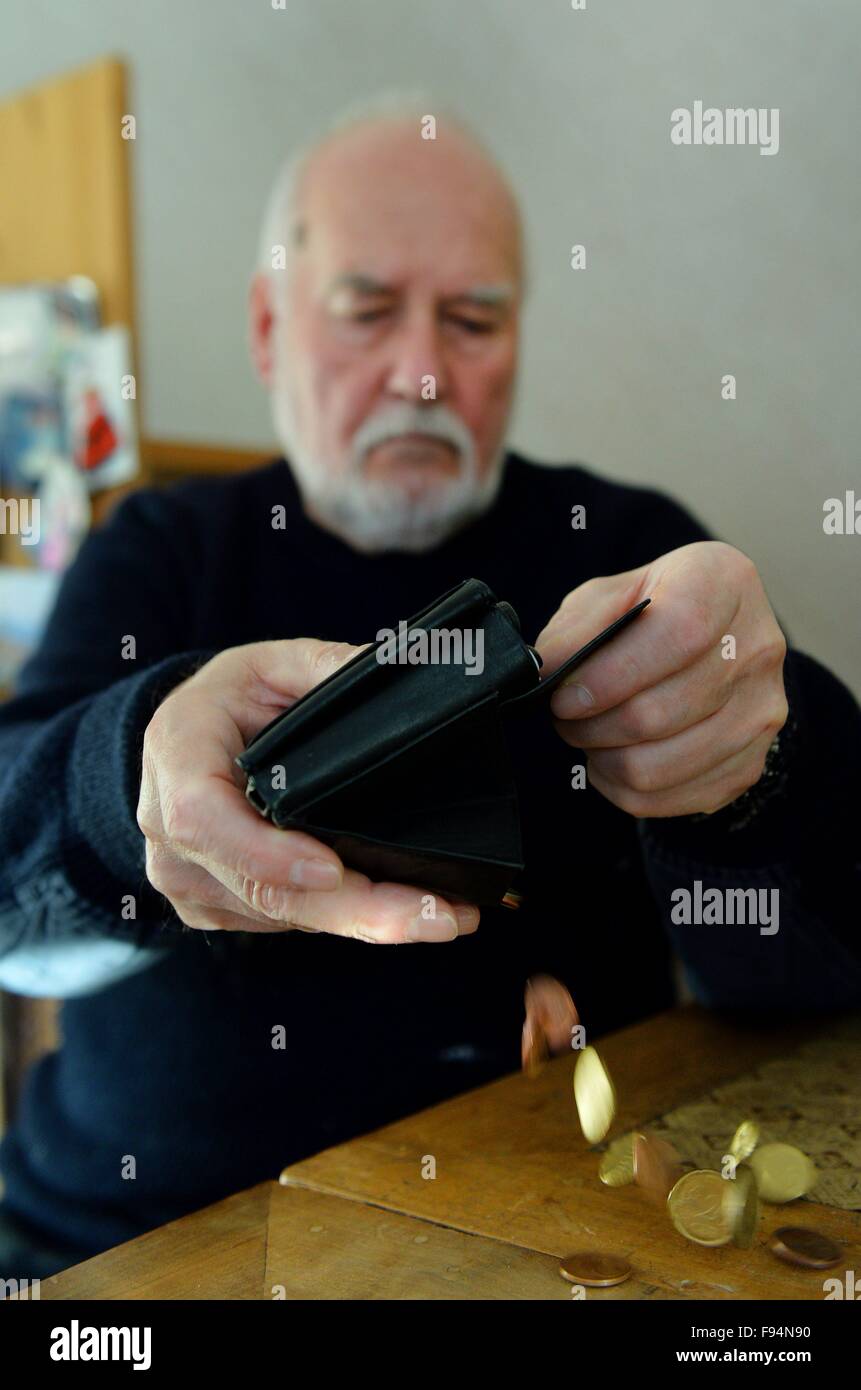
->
xmin=249 ymin=272 xmax=276 ymax=387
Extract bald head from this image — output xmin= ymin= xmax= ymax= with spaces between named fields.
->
xmin=250 ymin=103 xmax=523 ymax=552
xmin=289 ymin=115 xmax=523 ymax=290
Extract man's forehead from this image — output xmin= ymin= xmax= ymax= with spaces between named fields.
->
xmin=293 ymin=123 xmax=522 ymax=287
xmin=300 ymin=204 xmax=520 ymax=298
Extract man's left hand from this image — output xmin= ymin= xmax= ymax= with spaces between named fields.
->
xmin=535 ymin=542 xmax=789 ymax=818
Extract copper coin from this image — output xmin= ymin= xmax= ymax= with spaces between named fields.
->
xmin=522 ymin=975 xmax=579 ymax=1075
xmin=769 ymin=1227 xmax=842 ymax=1270
xmin=633 ymin=1131 xmax=683 ymax=1204
xmin=526 ymin=975 xmax=579 ymax=1051
xmin=521 ymin=1011 xmax=550 ymax=1077
xmin=558 ymin=1251 xmax=632 ymax=1287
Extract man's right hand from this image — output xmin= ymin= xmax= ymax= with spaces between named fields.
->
xmin=137 ymin=639 xmax=480 ymax=943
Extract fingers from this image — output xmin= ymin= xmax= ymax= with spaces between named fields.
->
xmin=539 ymin=544 xmax=788 ymax=819
xmin=276 ymin=873 xmax=481 ymax=944
xmin=539 ymin=544 xmax=745 ymax=722
xmin=172 ymin=902 xmax=297 ymax=934
xmin=147 ymin=838 xmax=481 ymax=942
xmin=573 ymin=678 xmax=778 ymax=800
xmin=166 ymin=775 xmax=346 ymax=889
xmin=587 ymin=728 xmax=775 ymax=818
xmin=565 ymin=648 xmax=733 ymax=749
xmin=548 ymin=589 xmax=721 ymax=721
xmin=535 ymin=571 xmax=641 ymax=680
xmin=145 ymin=840 xmax=317 ymax=931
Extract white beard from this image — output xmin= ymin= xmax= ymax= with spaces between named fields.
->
xmin=272 ymin=393 xmax=507 ymax=553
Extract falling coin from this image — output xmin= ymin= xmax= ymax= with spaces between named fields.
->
xmin=599 ymin=1132 xmax=636 ymax=1187
xmin=721 ymin=1165 xmax=759 ymax=1249
xmin=522 ymin=975 xmax=579 ymax=1077
xmin=521 ymin=1010 xmax=549 ymax=1078
xmin=749 ymin=1143 xmax=817 ymax=1203
xmin=527 ymin=975 xmax=579 ymax=1050
xmin=573 ymin=1046 xmax=616 ymax=1144
xmin=769 ymin=1227 xmax=843 ymax=1270
xmin=728 ymin=1120 xmax=759 ymax=1164
xmin=558 ymin=1251 xmax=632 ymax=1287
xmin=667 ymin=1170 xmax=732 ymax=1247
xmin=633 ymin=1131 xmax=683 ymax=1204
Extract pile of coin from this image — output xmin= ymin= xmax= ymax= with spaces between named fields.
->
xmin=520 ymin=982 xmax=842 ymax=1285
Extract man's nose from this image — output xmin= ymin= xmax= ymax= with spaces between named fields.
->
xmin=385 ymin=315 xmax=449 ymax=401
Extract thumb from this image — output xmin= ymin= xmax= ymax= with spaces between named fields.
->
xmin=246 ymin=637 xmax=370 ymax=702
xmin=534 ymin=567 xmax=646 ymax=676
xmin=215 ymin=638 xmax=369 ymax=739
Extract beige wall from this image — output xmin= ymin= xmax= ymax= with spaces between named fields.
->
xmin=3 ymin=0 xmax=858 ymax=692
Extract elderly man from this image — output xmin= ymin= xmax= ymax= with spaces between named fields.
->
xmin=0 ymin=102 xmax=858 ymax=1276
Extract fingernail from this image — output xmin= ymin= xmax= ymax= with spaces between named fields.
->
xmin=453 ymin=905 xmax=480 ymax=934
xmin=289 ymin=858 xmax=342 ymax=890
xmin=407 ymin=912 xmax=459 ymax=942
xmin=552 ymin=682 xmax=595 ymax=717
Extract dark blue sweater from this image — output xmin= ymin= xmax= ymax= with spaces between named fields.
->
xmin=1 ymin=453 xmax=859 ymax=1257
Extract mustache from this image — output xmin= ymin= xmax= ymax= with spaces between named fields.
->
xmin=349 ymin=404 xmax=476 ymax=471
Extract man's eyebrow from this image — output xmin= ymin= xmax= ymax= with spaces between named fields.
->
xmin=326 ymin=273 xmax=395 ymax=298
xmin=324 ymin=276 xmax=516 ymax=306
xmin=444 ymin=285 xmax=516 ymax=308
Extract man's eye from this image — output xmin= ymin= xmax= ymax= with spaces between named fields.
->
xmin=349 ymin=308 xmax=390 ymax=324
xmin=451 ymin=317 xmax=495 ymax=334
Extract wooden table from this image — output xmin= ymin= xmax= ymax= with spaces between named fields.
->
xmin=37 ymin=1007 xmax=861 ymax=1300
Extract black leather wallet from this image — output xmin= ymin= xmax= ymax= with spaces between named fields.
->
xmin=237 ymin=579 xmax=650 ymax=907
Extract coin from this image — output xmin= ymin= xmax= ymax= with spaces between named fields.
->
xmin=749 ymin=1143 xmax=817 ymax=1203
xmin=728 ymin=1119 xmax=759 ymax=1163
xmin=558 ymin=1251 xmax=632 ymax=1287
xmin=521 ymin=1010 xmax=549 ymax=1078
xmin=769 ymin=1227 xmax=843 ymax=1270
xmin=721 ymin=1165 xmax=759 ymax=1249
xmin=527 ymin=975 xmax=579 ymax=1050
xmin=667 ymin=1170 xmax=732 ymax=1247
xmin=522 ymin=975 xmax=579 ymax=1076
xmin=633 ymin=1131 xmax=683 ymax=1204
xmin=573 ymin=1046 xmax=616 ymax=1143
xmin=599 ymin=1132 xmax=636 ymax=1187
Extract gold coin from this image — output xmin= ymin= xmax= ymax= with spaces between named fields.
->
xmin=667 ymin=1170 xmax=732 ymax=1247
xmin=573 ymin=1046 xmax=616 ymax=1144
xmin=721 ymin=1165 xmax=759 ymax=1248
xmin=749 ymin=1143 xmax=817 ymax=1203
xmin=728 ymin=1120 xmax=759 ymax=1164
xmin=599 ymin=1132 xmax=636 ymax=1187
xmin=558 ymin=1251 xmax=632 ymax=1287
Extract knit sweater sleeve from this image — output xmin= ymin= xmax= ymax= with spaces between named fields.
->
xmin=0 ymin=487 xmax=216 ymax=978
